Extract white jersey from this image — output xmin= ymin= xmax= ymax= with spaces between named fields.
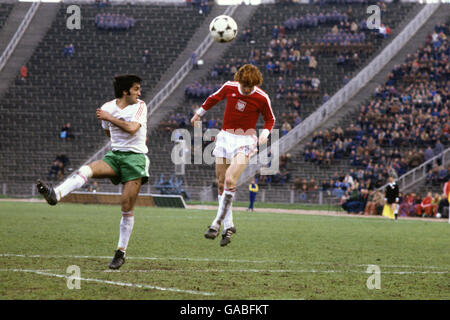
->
xmin=100 ymin=99 xmax=148 ymax=154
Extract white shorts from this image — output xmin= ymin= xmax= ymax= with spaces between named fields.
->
xmin=213 ymin=130 xmax=258 ymax=160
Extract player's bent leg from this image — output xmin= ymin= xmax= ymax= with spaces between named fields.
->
xmin=37 ymin=163 xmax=98 ymax=205
xmin=89 ymin=160 xmax=117 ymax=179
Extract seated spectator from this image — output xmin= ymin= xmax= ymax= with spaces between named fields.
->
xmin=17 ymin=65 xmax=28 ymax=84
xmin=299 ymin=183 xmax=308 ymax=202
xmin=63 ymin=43 xmax=74 ymax=57
xmin=415 ymin=192 xmax=434 ymax=217
xmin=438 ymin=166 xmax=448 ymax=183
xmin=398 ymin=193 xmax=416 ymax=217
xmin=142 ymin=49 xmax=150 ymax=64
xmin=332 ymin=185 xmax=345 ymax=199
xmin=364 ymin=189 xmax=384 ymax=215
xmin=308 ymin=56 xmax=318 ymax=70
xmin=281 ymin=121 xmax=292 ymax=136
xmin=60 ymin=122 xmax=74 ymax=140
xmin=342 ymin=187 xmax=364 ymax=214
xmin=55 ymin=153 xmax=70 ymax=171
xmin=47 ymin=160 xmax=61 ymax=181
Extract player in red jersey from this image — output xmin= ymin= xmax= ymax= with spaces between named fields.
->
xmin=190 ymin=64 xmax=275 ymax=246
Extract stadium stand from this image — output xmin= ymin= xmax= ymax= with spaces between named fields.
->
xmin=0 ymin=3 xmax=14 ymax=31
xmin=0 ymin=2 xmax=213 ymax=195
xmin=294 ymin=18 xmax=449 ymax=209
xmin=146 ymin=1 xmax=420 ymax=200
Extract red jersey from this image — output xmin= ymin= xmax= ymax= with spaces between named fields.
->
xmin=444 ymin=181 xmax=450 ymax=198
xmin=421 ymin=196 xmax=433 ymax=207
xmin=201 ymin=81 xmax=275 ymax=133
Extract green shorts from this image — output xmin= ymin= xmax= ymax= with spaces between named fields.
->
xmin=102 ymin=151 xmax=150 ymax=185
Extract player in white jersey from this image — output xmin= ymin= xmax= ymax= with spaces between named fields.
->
xmin=37 ymin=75 xmax=149 ymax=269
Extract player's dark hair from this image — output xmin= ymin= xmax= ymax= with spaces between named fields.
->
xmin=234 ymin=64 xmax=263 ymax=88
xmin=113 ymin=75 xmax=142 ymax=98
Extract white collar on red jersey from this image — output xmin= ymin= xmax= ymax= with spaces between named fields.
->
xmin=238 ymin=84 xmax=257 ymax=96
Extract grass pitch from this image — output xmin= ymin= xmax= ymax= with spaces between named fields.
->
xmin=0 ymin=201 xmax=448 ymax=300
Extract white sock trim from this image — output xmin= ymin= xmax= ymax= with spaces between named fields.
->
xmin=79 ymin=165 xmax=93 ymax=179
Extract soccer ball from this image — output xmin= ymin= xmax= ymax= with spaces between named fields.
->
xmin=209 ymin=15 xmax=238 ymax=43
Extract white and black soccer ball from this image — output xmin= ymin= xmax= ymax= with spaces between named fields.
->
xmin=209 ymin=15 xmax=238 ymax=43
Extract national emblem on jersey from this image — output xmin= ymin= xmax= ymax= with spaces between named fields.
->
xmin=236 ymin=99 xmax=247 ymax=112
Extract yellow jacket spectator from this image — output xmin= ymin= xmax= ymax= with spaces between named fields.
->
xmin=248 ymin=179 xmax=259 ymax=211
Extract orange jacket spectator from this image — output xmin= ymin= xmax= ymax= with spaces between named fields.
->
xmin=20 ymin=66 xmax=28 ymax=79
xmin=416 ymin=192 xmax=434 ymax=217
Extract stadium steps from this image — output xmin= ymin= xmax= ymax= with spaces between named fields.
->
xmin=0 ymin=2 xmax=60 ymax=98
xmin=144 ymin=3 xmax=226 ymax=115
xmin=0 ymin=1 xmax=27 ymax=54
xmin=0 ymin=3 xmax=214 ymax=192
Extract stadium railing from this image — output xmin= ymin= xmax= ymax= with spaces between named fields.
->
xmin=0 ymin=1 xmax=40 ymax=73
xmin=77 ymin=4 xmax=238 ymax=169
xmin=237 ymin=2 xmax=440 ymax=186
xmin=196 ymin=184 xmax=341 ymax=206
xmin=378 ymin=147 xmax=450 ymax=193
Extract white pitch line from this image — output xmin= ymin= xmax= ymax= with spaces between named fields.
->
xmin=5 ymin=269 xmax=215 ymax=296
xmin=0 ymin=268 xmax=447 ymax=275
xmin=102 ymin=269 xmax=450 ymax=275
xmin=0 ymin=253 xmax=446 ymax=270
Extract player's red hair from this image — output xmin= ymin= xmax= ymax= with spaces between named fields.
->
xmin=234 ymin=64 xmax=263 ymax=88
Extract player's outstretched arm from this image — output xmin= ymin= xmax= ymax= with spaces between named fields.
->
xmin=96 ymin=108 xmax=141 ymax=135
xmin=190 ymin=113 xmax=202 ymax=127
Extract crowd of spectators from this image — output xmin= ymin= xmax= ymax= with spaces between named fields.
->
xmin=275 ymin=0 xmax=378 ymax=5
xmin=273 ymin=75 xmax=320 ymax=101
xmin=336 ymin=183 xmax=446 ymax=217
xmin=317 ymin=31 xmax=365 ymax=45
xmin=284 ymin=10 xmax=348 ymax=30
xmin=60 ymin=122 xmax=75 ymax=140
xmin=158 ymin=112 xmax=189 ymax=134
xmin=294 ymin=22 xmax=450 ymax=215
xmin=94 ymin=0 xmax=109 ymax=8
xmin=338 ymin=188 xmax=449 ymax=218
xmin=302 ymin=23 xmax=449 ymax=189
xmin=184 ymin=82 xmax=221 ymax=99
xmin=255 ymin=153 xmax=293 ymax=187
xmin=425 ymin=164 xmax=450 ymax=186
xmin=210 ymin=58 xmax=255 ymax=78
xmin=95 ymin=13 xmax=135 ymax=30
